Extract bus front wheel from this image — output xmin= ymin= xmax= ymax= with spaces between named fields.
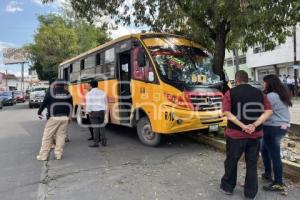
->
xmin=137 ymin=116 xmax=161 ymax=147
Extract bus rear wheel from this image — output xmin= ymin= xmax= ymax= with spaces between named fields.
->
xmin=137 ymin=116 xmax=161 ymax=147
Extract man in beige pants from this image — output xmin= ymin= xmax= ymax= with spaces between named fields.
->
xmin=37 ymin=80 xmax=73 ymax=161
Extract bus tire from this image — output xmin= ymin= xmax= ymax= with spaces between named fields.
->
xmin=137 ymin=116 xmax=161 ymax=147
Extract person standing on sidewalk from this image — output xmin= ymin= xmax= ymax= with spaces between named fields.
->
xmin=220 ymin=70 xmax=273 ymax=199
xmin=37 ymin=80 xmax=73 ymax=160
xmin=261 ymin=75 xmax=292 ymax=192
xmin=86 ymin=80 xmax=108 ymax=148
xmin=287 ymin=75 xmax=295 ymax=97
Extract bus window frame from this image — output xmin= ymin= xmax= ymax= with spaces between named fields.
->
xmin=131 ymin=40 xmax=159 ymax=85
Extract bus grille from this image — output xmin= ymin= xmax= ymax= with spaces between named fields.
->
xmin=189 ymin=95 xmax=222 ymax=111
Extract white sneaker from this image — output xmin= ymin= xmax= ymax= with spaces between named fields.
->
xmin=36 ymin=155 xmax=47 ymax=161
xmin=55 ymin=155 xmax=62 ymax=160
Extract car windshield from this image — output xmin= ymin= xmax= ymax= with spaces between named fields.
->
xmin=144 ymin=37 xmax=221 ymax=86
xmin=32 ymin=88 xmax=47 ymax=92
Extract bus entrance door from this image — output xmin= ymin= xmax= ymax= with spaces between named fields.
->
xmin=118 ymin=50 xmax=132 ymax=125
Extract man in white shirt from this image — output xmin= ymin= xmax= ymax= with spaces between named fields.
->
xmin=86 ymin=80 xmax=108 ymax=147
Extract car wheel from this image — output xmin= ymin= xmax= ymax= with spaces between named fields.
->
xmin=29 ymin=104 xmax=33 ymax=109
xmin=137 ymin=116 xmax=161 ymax=147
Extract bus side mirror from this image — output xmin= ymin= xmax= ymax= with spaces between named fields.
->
xmin=137 ymin=51 xmax=146 ymax=67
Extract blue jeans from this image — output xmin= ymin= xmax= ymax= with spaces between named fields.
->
xmin=261 ymin=125 xmax=286 ymax=184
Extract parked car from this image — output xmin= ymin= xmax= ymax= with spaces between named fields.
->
xmin=0 ymin=91 xmax=16 ymax=106
xmin=0 ymin=98 xmax=3 ymax=109
xmin=13 ymin=91 xmax=26 ymax=103
xmin=249 ymin=81 xmax=263 ymax=91
xmin=29 ymin=87 xmax=48 ymax=108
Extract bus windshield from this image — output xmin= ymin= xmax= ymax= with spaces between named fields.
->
xmin=144 ymin=37 xmax=221 ymax=86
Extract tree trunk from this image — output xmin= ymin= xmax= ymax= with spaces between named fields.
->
xmin=212 ymin=23 xmax=229 ymax=93
xmin=213 ymin=29 xmax=226 ymax=80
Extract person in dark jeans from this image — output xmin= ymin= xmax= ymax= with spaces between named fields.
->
xmin=220 ymin=70 xmax=273 ymax=199
xmin=261 ymin=75 xmax=292 ymax=192
xmin=85 ymin=80 xmax=108 ymax=147
xmin=89 ymin=110 xmax=106 ymax=146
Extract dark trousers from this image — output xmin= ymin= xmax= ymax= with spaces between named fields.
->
xmin=221 ymin=137 xmax=261 ymax=198
xmin=89 ymin=111 xmax=106 ymax=144
xmin=261 ymin=125 xmax=286 ymax=184
xmin=86 ymin=115 xmax=94 ymax=138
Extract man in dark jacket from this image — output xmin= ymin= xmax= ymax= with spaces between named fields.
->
xmin=220 ymin=71 xmax=272 ymax=199
xmin=36 ymin=80 xmax=73 ymax=161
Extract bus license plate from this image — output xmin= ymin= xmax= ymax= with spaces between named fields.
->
xmin=209 ymin=124 xmax=219 ymax=132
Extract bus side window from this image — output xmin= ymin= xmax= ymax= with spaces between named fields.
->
xmin=132 ymin=47 xmax=145 ymax=80
xmin=132 ymin=47 xmax=156 ymax=83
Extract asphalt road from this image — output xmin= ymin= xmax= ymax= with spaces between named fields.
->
xmin=0 ymin=103 xmax=300 ymax=200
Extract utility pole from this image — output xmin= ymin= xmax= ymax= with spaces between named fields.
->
xmin=293 ymin=26 xmax=299 ymax=99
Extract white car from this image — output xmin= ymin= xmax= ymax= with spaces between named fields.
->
xmin=29 ymin=87 xmax=48 ymax=108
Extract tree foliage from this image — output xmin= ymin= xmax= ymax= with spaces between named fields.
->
xmin=43 ymin=0 xmax=300 ymax=78
xmin=26 ymin=14 xmax=111 ymax=81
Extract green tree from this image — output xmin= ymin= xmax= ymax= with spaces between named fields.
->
xmin=75 ymin=20 xmax=110 ymax=53
xmin=26 ymin=14 xmax=110 ymax=81
xmin=26 ymin=14 xmax=79 ymax=82
xmin=43 ymin=0 xmax=300 ymax=78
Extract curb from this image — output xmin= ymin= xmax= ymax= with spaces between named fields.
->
xmin=190 ymin=135 xmax=300 ymax=181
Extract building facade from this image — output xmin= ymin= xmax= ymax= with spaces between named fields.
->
xmin=224 ymin=26 xmax=300 ymax=82
xmin=0 ymin=70 xmax=44 ymax=91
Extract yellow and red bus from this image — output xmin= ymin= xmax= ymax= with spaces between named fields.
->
xmin=58 ymin=33 xmax=227 ymax=146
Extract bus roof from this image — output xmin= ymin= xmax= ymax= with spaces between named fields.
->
xmin=58 ymin=32 xmax=200 ymax=67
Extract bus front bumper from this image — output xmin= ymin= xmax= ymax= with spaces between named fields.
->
xmin=153 ymin=106 xmax=227 ymax=134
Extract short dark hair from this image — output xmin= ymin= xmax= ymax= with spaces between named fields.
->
xmin=89 ymin=80 xmax=98 ymax=88
xmin=235 ymin=70 xmax=249 ymax=83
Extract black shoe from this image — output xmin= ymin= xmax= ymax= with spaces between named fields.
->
xmin=88 ymin=144 xmax=99 ymax=148
xmin=88 ymin=137 xmax=94 ymax=141
xmin=263 ymin=183 xmax=285 ymax=192
xmin=261 ymin=173 xmax=272 ymax=182
xmin=220 ymin=187 xmax=233 ymax=195
xmin=101 ymin=139 xmax=107 ymax=146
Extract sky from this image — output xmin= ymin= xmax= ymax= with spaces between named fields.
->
xmin=0 ymin=0 xmax=140 ymax=77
